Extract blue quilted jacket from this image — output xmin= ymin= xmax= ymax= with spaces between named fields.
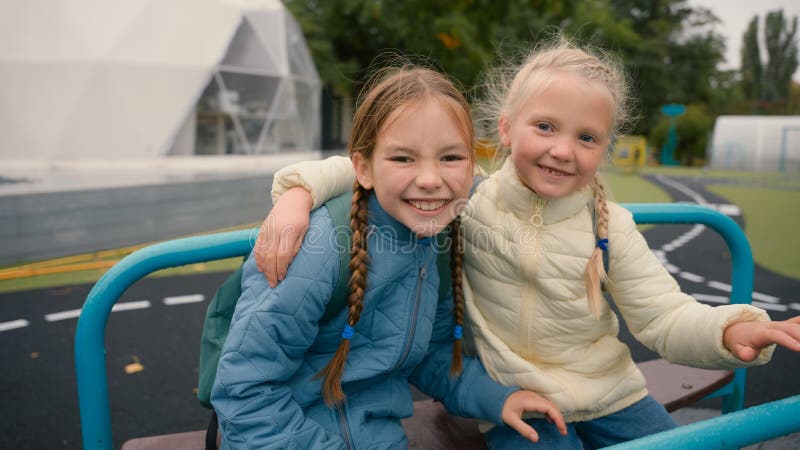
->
xmin=211 ymin=195 xmax=518 ymax=450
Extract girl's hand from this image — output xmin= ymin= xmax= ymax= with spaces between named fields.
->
xmin=501 ymin=390 xmax=567 ymax=443
xmin=723 ymin=316 xmax=800 ymax=362
xmin=255 ymin=187 xmax=313 ymax=287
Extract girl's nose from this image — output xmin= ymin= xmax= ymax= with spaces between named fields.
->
xmin=416 ymin=163 xmax=443 ymax=189
xmin=549 ymin=138 xmax=575 ymax=161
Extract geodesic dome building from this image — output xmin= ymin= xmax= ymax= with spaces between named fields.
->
xmin=709 ymin=116 xmax=800 ymax=172
xmin=0 ymin=0 xmax=321 ymax=160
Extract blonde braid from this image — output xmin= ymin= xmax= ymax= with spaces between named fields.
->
xmin=448 ymin=217 xmax=465 ymax=376
xmin=585 ymin=177 xmax=610 ymax=319
xmin=318 ymin=182 xmax=370 ymax=406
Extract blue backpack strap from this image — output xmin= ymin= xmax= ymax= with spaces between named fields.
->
xmin=320 ymin=192 xmax=354 ymax=324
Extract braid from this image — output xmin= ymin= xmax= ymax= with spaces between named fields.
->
xmin=449 ymin=216 xmax=465 ymax=376
xmin=318 ymin=182 xmax=370 ymax=406
xmin=585 ymin=176 xmax=610 ymax=319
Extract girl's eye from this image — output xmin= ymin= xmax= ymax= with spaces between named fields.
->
xmin=579 ymin=134 xmax=597 ymax=144
xmin=442 ymin=154 xmax=467 ymax=162
xmin=389 ymin=156 xmax=412 ymax=163
xmin=536 ymin=122 xmax=552 ymax=132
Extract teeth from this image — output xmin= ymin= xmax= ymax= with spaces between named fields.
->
xmin=541 ymin=166 xmax=570 ymax=176
xmin=408 ymin=199 xmax=448 ymax=211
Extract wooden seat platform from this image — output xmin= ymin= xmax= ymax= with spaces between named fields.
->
xmin=122 ymin=360 xmax=732 ymax=450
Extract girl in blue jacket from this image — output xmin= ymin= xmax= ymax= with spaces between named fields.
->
xmin=210 ymin=66 xmax=566 ymax=449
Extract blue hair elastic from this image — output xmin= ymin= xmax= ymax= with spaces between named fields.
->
xmin=597 ymin=238 xmax=609 ymax=252
xmin=454 ymin=325 xmax=463 ymax=340
xmin=341 ymin=324 xmax=355 ymax=340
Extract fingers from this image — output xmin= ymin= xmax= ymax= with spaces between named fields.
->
xmin=276 ymin=226 xmax=305 ymax=283
xmin=544 ymin=405 xmax=568 ymax=435
xmin=505 ymin=415 xmax=540 ymax=443
xmin=765 ymin=327 xmax=800 ymax=353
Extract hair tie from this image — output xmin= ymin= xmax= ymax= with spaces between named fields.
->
xmin=454 ymin=325 xmax=463 ymax=340
xmin=596 ymin=238 xmax=608 ymax=252
xmin=341 ymin=324 xmax=355 ymax=340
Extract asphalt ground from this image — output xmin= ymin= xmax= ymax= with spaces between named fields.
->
xmin=0 ymin=174 xmax=798 ymax=449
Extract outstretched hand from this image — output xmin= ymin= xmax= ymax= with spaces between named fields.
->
xmin=723 ymin=316 xmax=800 ymax=362
xmin=254 ymin=187 xmax=314 ymax=287
xmin=501 ymin=390 xmax=567 ymax=443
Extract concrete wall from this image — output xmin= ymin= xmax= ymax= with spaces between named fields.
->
xmin=0 ymin=175 xmax=272 ymax=266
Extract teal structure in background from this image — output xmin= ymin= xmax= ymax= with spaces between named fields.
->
xmin=660 ymin=103 xmax=685 ymax=166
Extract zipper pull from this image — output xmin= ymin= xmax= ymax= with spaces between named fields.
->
xmin=420 ymin=265 xmax=427 ymax=279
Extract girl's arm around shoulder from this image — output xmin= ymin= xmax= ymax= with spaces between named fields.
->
xmin=211 ymin=209 xmax=346 ymax=449
xmin=272 ymin=155 xmax=354 ymax=208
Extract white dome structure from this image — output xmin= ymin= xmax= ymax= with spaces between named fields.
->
xmin=0 ymin=0 xmax=321 ymax=160
xmin=709 ymin=116 xmax=800 ymax=172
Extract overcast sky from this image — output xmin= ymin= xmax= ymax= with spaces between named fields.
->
xmin=688 ymin=0 xmax=800 ymax=80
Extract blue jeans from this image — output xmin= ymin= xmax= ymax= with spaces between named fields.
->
xmin=485 ymin=395 xmax=677 ymax=450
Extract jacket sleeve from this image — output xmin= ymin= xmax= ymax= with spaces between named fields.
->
xmin=606 ymin=203 xmax=774 ymax=369
xmin=271 ymin=155 xmax=355 ymax=208
xmin=211 ymin=211 xmax=346 ymax=450
xmin=409 ymin=288 xmax=518 ymax=425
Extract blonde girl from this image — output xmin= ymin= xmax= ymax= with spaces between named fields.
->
xmin=256 ymin=40 xmax=800 ymax=449
xmin=211 ymin=66 xmax=566 ymax=449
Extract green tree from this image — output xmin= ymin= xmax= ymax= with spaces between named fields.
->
xmin=739 ymin=9 xmax=799 ymax=112
xmin=762 ymin=10 xmax=799 ymax=106
xmin=740 ymin=16 xmax=761 ymax=101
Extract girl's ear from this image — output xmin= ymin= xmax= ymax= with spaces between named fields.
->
xmin=498 ymin=115 xmax=511 ymax=148
xmin=352 ymin=152 xmax=374 ymax=190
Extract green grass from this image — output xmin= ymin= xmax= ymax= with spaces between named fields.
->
xmin=705 ymin=184 xmax=800 ymax=280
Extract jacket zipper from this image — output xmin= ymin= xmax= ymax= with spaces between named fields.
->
xmin=336 ymin=404 xmax=354 ymax=450
xmin=392 ymin=262 xmax=427 ymax=371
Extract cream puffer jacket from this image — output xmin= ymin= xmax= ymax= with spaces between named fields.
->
xmin=462 ymin=158 xmax=772 ymax=422
xmin=271 ymin=155 xmax=774 ymax=423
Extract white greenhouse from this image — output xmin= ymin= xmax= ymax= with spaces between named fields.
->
xmin=0 ymin=0 xmax=321 ymax=160
xmin=708 ymin=116 xmax=800 ymax=172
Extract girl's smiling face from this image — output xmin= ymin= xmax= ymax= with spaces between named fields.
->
xmin=353 ymin=96 xmax=473 ymax=237
xmin=500 ymin=72 xmax=613 ymax=199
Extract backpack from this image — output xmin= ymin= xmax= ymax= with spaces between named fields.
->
xmin=197 ymin=192 xmax=453 ymax=409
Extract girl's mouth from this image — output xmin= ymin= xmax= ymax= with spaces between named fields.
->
xmin=538 ymin=165 xmax=573 ymax=176
xmin=406 ymin=198 xmax=451 ymax=212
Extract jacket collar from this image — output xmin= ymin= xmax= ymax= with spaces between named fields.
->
xmin=494 ymin=157 xmax=594 ymax=225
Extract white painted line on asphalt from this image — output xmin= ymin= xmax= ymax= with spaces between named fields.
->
xmin=752 ymin=301 xmax=788 ymax=312
xmin=0 ymin=319 xmax=30 ymax=332
xmin=112 ymin=300 xmax=151 ymax=312
xmin=655 ymin=175 xmax=708 ymax=204
xmin=692 ymin=293 xmax=729 ymax=304
xmin=714 ymin=204 xmax=741 ymax=216
xmin=679 ymin=272 xmax=705 ymax=283
xmin=45 ymin=309 xmax=82 ymax=322
xmin=751 ymin=292 xmax=780 ymax=303
xmin=665 ymin=263 xmax=680 ymax=274
xmin=707 ymin=280 xmax=732 ymax=292
xmin=164 ymin=294 xmax=205 ymax=305
xmin=790 ymin=303 xmax=800 ymax=312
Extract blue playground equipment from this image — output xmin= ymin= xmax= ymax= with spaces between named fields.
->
xmin=660 ymin=103 xmax=685 ymax=166
xmin=75 ymin=204 xmax=800 ymax=450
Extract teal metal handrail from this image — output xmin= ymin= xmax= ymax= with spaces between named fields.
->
xmin=75 ymin=204 xmax=790 ymax=450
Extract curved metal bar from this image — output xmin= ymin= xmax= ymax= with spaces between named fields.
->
xmin=603 ymin=395 xmax=800 ymax=449
xmin=75 ymin=229 xmax=256 ymax=449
